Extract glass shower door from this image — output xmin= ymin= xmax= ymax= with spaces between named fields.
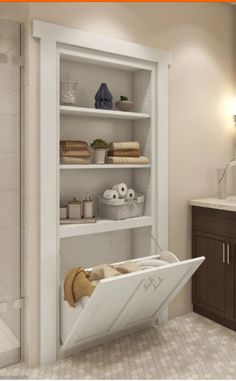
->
xmin=0 ymin=18 xmax=22 ymax=368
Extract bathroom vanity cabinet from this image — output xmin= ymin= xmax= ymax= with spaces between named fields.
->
xmin=191 ymin=203 xmax=236 ymax=330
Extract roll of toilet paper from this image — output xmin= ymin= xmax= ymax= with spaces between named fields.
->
xmin=112 ymin=183 xmax=128 ymax=198
xmin=125 ymin=189 xmax=135 ymax=201
xmin=103 ymin=189 xmax=119 ymax=200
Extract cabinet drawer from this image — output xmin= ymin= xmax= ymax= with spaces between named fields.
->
xmin=192 ymin=206 xmax=236 ymax=238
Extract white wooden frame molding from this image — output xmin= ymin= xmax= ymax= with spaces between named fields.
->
xmin=33 ymin=19 xmax=171 ymax=365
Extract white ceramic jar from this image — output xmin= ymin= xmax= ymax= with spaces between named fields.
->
xmin=68 ymin=198 xmax=82 ymax=219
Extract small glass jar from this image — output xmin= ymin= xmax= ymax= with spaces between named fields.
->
xmin=83 ymin=193 xmax=94 ymax=218
xmin=60 ymin=80 xmax=78 ymax=106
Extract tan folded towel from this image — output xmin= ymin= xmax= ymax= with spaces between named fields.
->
xmin=61 ymin=146 xmax=88 ymax=153
xmin=106 ymin=156 xmax=149 ymax=164
xmin=64 ymin=266 xmax=95 ymax=308
xmin=108 ymin=149 xmax=140 ymax=157
xmin=109 ymin=141 xmax=140 ymax=151
xmin=64 ymin=261 xmax=141 ymax=307
xmin=61 ymin=157 xmax=90 ymax=164
xmin=61 ymin=150 xmax=90 ymax=158
xmin=60 ymin=140 xmax=88 ymax=150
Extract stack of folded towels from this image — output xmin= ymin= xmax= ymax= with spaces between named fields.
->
xmin=106 ymin=141 xmax=149 ymax=164
xmin=60 ymin=140 xmax=90 ymax=164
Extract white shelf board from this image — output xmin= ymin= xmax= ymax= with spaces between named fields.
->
xmin=60 ymin=216 xmax=152 ymax=238
xmin=60 ymin=49 xmax=154 ymax=72
xmin=60 ymin=105 xmax=150 ymax=120
xmin=60 ymin=164 xmax=151 ymax=169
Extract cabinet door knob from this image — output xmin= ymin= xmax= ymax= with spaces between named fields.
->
xmin=223 ymin=242 xmax=226 ymax=263
xmin=227 ymin=243 xmax=230 ymax=264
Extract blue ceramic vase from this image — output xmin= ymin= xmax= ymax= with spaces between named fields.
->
xmin=95 ymin=83 xmax=113 ymax=110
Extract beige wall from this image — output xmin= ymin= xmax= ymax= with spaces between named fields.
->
xmin=3 ymin=2 xmax=236 ymax=366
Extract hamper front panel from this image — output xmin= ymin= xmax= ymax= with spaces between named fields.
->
xmin=110 ymin=257 xmax=205 ymax=332
xmin=61 ymin=267 xmax=156 ymax=351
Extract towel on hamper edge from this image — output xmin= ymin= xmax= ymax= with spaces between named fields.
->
xmin=64 ymin=266 xmax=95 ymax=307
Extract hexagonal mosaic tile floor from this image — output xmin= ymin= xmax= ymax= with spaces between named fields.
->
xmin=0 ymin=312 xmax=236 ymax=379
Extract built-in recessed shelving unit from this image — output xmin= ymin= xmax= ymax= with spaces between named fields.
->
xmin=34 ymin=19 xmax=170 ymax=364
xmin=60 ymin=105 xmax=150 ymax=120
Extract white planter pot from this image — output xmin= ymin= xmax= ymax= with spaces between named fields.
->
xmin=94 ymin=149 xmax=106 ymax=164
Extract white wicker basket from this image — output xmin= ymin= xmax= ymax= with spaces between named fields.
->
xmin=100 ymin=195 xmax=145 ymax=220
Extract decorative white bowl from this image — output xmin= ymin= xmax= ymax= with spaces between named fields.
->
xmin=115 ymin=100 xmax=134 ymax=112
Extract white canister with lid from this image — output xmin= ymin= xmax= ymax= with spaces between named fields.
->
xmin=68 ymin=197 xmax=82 ymax=219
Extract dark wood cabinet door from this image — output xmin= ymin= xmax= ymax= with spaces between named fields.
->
xmin=192 ymin=233 xmax=228 ymax=316
xmin=233 ymin=244 xmax=236 ymax=320
xmin=192 ymin=207 xmax=236 ymax=330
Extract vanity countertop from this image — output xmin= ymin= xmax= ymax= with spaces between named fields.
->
xmin=189 ymin=196 xmax=236 ymax=212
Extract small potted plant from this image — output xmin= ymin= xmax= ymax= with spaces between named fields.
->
xmin=115 ymin=96 xmax=134 ymax=112
xmin=91 ymin=139 xmax=108 ymax=164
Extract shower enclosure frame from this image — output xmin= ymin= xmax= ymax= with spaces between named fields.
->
xmin=19 ymin=21 xmax=24 ymax=363
xmin=0 ymin=18 xmax=24 ymax=368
